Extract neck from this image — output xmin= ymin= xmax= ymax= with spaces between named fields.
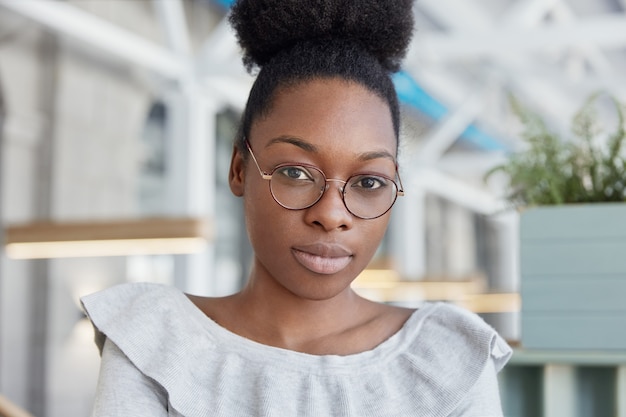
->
xmin=232 ymin=271 xmax=371 ymax=352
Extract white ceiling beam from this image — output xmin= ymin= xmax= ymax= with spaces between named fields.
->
xmin=502 ymin=0 xmax=623 ymax=105
xmin=551 ymin=0 xmax=614 ymax=76
xmin=499 ymin=0 xmax=616 ymax=95
xmin=408 ymin=0 xmax=622 ymax=126
xmin=199 ymin=76 xmax=250 ymax=111
xmin=153 ymin=0 xmax=192 ymax=58
xmin=196 ymin=17 xmax=246 ymax=78
xmin=500 ymin=0 xmax=560 ymax=26
xmin=499 ymin=61 xmax=626 ymax=98
xmin=416 ymin=90 xmax=486 ymax=163
xmin=501 ymin=0 xmax=618 ymax=89
xmin=408 ymin=0 xmax=570 ymax=131
xmin=438 ymin=152 xmax=508 ymax=177
xmin=0 ymin=0 xmax=188 ymax=80
xmin=411 ymin=0 xmax=615 ymax=85
xmin=198 ymin=18 xmax=236 ymax=64
xmin=417 ymin=0 xmax=492 ymax=31
xmin=409 ymin=167 xmax=506 ymax=215
xmin=417 ymin=15 xmax=626 ymax=62
xmin=194 ymin=16 xmax=252 ymax=107
xmin=407 ymin=0 xmax=554 ymax=210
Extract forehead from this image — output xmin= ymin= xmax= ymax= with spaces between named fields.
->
xmin=250 ymin=78 xmax=397 ymax=158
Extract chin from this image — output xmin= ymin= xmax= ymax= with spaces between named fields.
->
xmin=282 ymin=272 xmax=358 ymax=302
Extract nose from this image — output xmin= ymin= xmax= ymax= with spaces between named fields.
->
xmin=304 ymin=179 xmax=353 ymax=231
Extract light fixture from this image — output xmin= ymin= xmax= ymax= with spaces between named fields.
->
xmin=352 ymin=269 xmax=520 ymax=313
xmin=4 ymin=217 xmax=210 ymax=259
xmin=456 ymin=293 xmax=521 ymax=314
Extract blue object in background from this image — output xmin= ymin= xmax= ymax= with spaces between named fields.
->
xmin=393 ymin=71 xmax=447 ymax=120
xmin=393 ymin=71 xmax=508 ymax=151
xmin=214 ymin=0 xmax=235 ymax=7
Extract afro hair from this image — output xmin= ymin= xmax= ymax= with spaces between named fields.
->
xmin=228 ymin=0 xmax=415 ymax=149
xmin=229 ymin=0 xmax=414 ymax=73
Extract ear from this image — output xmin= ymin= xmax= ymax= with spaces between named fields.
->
xmin=228 ymin=145 xmax=246 ymax=197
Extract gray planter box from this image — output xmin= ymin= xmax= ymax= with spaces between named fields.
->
xmin=520 ymin=203 xmax=626 ymax=350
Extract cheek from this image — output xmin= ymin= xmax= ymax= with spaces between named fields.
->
xmin=243 ymin=181 xmax=293 ymax=247
xmin=359 ymin=217 xmax=390 ymax=256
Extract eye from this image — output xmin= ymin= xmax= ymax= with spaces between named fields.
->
xmin=275 ymin=166 xmax=314 ymax=181
xmin=350 ymin=175 xmax=388 ymax=190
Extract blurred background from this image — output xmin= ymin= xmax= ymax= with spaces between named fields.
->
xmin=0 ymin=0 xmax=625 ymax=416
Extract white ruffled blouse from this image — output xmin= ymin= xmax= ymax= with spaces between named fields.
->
xmin=82 ymin=282 xmax=512 ymax=417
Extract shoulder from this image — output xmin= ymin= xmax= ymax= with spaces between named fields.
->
xmin=406 ymin=302 xmax=511 ymax=371
xmin=82 ymin=283 xmax=226 ymax=416
xmin=384 ymin=303 xmax=511 ymax=415
xmin=396 ymin=302 xmax=512 ymax=401
xmin=81 ymin=282 xmax=177 ymax=328
xmin=81 ymin=281 xmax=178 ymax=305
xmin=81 ymin=282 xmax=205 ymax=355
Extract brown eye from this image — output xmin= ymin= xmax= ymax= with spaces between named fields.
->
xmin=276 ymin=166 xmax=314 ymax=181
xmin=350 ymin=175 xmax=388 ymax=191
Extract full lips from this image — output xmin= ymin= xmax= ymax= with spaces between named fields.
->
xmin=292 ymin=249 xmax=352 ymax=275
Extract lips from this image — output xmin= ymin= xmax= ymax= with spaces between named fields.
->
xmin=291 ymin=243 xmax=353 ymax=275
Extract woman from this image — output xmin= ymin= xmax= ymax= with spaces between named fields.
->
xmin=82 ymin=0 xmax=512 ymax=415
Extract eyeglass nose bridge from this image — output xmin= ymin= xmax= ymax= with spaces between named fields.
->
xmin=323 ymin=178 xmax=348 ymax=195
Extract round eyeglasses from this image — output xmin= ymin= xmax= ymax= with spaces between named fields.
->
xmin=246 ymin=140 xmax=404 ymax=220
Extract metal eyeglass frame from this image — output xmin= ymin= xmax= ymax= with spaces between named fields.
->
xmin=244 ymin=139 xmax=404 ymax=219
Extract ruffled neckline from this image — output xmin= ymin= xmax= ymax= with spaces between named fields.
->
xmin=82 ymin=282 xmax=511 ymax=417
xmin=179 ymin=288 xmax=430 ymax=374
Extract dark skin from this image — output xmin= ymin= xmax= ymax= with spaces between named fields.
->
xmin=188 ymin=77 xmax=413 ymax=356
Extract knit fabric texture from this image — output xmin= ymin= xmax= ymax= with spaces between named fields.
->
xmin=82 ymin=282 xmax=512 ymax=417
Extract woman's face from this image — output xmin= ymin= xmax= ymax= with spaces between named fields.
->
xmin=229 ymin=78 xmax=398 ymax=301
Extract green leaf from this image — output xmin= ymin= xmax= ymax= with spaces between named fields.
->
xmin=485 ymin=92 xmax=626 ymax=206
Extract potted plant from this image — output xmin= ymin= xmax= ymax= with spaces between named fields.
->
xmin=487 ymin=92 xmax=626 ymax=350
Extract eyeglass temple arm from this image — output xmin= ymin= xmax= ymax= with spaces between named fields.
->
xmin=245 ymin=139 xmax=272 ymax=180
xmin=396 ymin=165 xmax=405 ymax=196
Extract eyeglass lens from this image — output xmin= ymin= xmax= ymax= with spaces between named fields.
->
xmin=269 ymin=165 xmax=398 ymax=219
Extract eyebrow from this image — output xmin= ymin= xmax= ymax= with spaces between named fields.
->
xmin=265 ymin=136 xmax=318 ymax=152
xmin=356 ymin=150 xmax=396 ymax=163
xmin=266 ymin=135 xmax=397 ymax=163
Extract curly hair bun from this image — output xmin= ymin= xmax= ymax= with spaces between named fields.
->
xmin=229 ymin=0 xmax=415 ymax=73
